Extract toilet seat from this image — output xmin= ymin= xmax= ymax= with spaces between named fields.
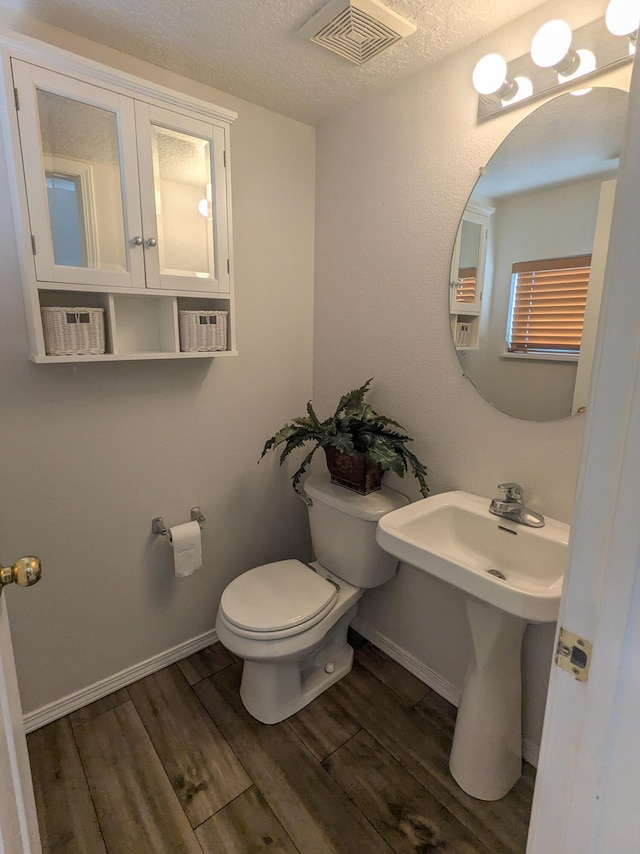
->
xmin=219 ymin=559 xmax=339 ymax=640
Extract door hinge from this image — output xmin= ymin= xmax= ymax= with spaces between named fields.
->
xmin=555 ymin=627 xmax=592 ymax=682
xmin=14 ymin=87 xmax=19 ymax=111
xmin=31 ymin=235 xmax=36 ymax=255
xmin=223 ymin=150 xmax=227 ymax=168
xmin=226 ymin=258 xmax=230 ymax=274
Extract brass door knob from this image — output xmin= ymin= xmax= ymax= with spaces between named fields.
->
xmin=0 ymin=556 xmax=42 ymax=594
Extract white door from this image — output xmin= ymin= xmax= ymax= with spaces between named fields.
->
xmin=527 ymin=54 xmax=640 ymax=853
xmin=0 ymin=581 xmax=42 ymax=853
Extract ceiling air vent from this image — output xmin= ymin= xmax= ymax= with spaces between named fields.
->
xmin=298 ymin=0 xmax=417 ymax=65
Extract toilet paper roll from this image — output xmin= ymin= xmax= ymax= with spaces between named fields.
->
xmin=169 ymin=520 xmax=202 ymax=578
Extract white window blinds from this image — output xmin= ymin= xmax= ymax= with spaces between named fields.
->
xmin=507 ymin=254 xmax=592 ymax=355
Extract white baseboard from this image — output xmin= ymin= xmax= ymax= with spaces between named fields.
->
xmin=23 ymin=629 xmax=218 ymax=733
xmin=25 ymin=618 xmax=540 ymax=767
xmin=351 ymin=616 xmax=540 ymax=768
xmin=522 ymin=737 xmax=540 ymax=769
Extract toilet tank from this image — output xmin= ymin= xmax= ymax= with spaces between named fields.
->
xmin=303 ymin=473 xmax=409 ymax=588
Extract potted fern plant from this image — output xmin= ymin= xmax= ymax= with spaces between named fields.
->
xmin=261 ymin=379 xmax=429 ymax=497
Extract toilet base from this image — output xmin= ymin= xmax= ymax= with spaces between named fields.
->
xmin=239 ymin=606 xmax=357 ymax=724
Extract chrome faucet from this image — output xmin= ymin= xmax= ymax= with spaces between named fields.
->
xmin=489 ymin=482 xmax=545 ymax=528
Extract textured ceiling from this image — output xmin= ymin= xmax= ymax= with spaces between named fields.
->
xmin=475 ymin=86 xmax=627 ymax=198
xmin=0 ymin=0 xmax=554 ymax=124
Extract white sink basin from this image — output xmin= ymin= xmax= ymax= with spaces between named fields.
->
xmin=376 ymin=490 xmax=569 ymax=623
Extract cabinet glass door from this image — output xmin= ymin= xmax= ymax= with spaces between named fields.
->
xmin=12 ymin=61 xmax=144 ymax=288
xmin=450 ymin=208 xmax=490 ymax=315
xmin=136 ymin=104 xmax=230 ymax=293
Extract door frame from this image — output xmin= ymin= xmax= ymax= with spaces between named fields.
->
xmin=0 ymin=595 xmax=41 ymax=853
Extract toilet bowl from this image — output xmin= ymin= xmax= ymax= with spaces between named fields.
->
xmin=215 ymin=473 xmax=408 ymax=724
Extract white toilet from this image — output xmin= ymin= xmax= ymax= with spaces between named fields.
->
xmin=215 ymin=472 xmax=408 ymax=724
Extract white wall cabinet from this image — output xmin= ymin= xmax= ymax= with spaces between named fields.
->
xmin=1 ymin=32 xmax=237 ymax=362
xmin=449 ymin=203 xmax=494 ymax=351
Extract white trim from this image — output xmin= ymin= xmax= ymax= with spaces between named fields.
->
xmin=23 ymin=629 xmax=218 ymax=733
xmin=351 ymin=616 xmax=460 ymax=704
xmin=500 ymin=352 xmax=579 ymax=363
xmin=43 ymin=156 xmax=100 ymax=268
xmin=0 ymin=28 xmax=237 ymax=125
xmin=522 ymin=737 xmax=540 ymax=770
xmin=351 ymin=617 xmax=540 ymax=769
xmin=466 ymin=201 xmax=496 ymax=217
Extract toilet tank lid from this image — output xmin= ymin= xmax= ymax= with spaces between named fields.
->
xmin=303 ymin=473 xmax=409 ymax=521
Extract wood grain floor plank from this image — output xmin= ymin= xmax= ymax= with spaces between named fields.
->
xmin=324 ymin=729 xmax=491 ymax=853
xmin=30 ymin=643 xmax=533 ymax=854
xmin=196 ymin=665 xmax=393 ymax=854
xmin=285 ymin=688 xmax=361 ymax=762
xmin=177 ymin=642 xmax=235 ymax=686
xmin=73 ymin=700 xmax=201 ymax=854
xmin=413 ymin=687 xmax=458 ymax=738
xmin=329 ymin=662 xmax=533 ymax=854
xmin=128 ymin=663 xmax=252 ymax=827
xmin=27 ymin=718 xmax=106 ymax=854
xmin=355 ymin=641 xmax=429 ymax=705
xmin=68 ymin=687 xmax=131 ymax=728
xmin=196 ymin=786 xmax=299 ymax=853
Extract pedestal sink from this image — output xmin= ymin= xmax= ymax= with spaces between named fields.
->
xmin=376 ymin=490 xmax=569 ymax=800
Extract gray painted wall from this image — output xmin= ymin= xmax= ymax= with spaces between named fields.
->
xmin=0 ymin=14 xmax=316 ymax=715
xmin=313 ymin=0 xmax=628 ymax=751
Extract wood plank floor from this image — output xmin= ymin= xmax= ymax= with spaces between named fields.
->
xmin=27 ymin=632 xmax=535 ymax=853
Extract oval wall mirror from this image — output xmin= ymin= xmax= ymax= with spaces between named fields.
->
xmin=450 ymin=87 xmax=628 ymax=421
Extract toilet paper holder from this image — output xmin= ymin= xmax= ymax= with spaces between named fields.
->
xmin=152 ymin=507 xmax=206 ymax=539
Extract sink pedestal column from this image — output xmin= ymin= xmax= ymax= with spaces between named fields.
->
xmin=449 ymin=598 xmax=527 ymax=800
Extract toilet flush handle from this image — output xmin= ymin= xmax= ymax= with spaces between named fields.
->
xmin=296 ymin=490 xmax=312 ymax=508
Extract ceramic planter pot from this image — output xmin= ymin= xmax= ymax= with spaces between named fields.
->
xmin=323 ymin=447 xmax=384 ymax=495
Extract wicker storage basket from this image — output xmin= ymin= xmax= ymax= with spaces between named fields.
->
xmin=41 ymin=307 xmax=105 ymax=356
xmin=179 ymin=310 xmax=228 ymax=352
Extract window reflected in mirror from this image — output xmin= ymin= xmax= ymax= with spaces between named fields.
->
xmin=506 ymin=254 xmax=591 ymax=356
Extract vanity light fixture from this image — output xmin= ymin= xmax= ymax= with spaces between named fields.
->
xmin=474 ymin=14 xmax=635 ymax=120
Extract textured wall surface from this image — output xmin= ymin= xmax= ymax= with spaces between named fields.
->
xmin=0 ymin=15 xmax=316 ymax=714
xmin=313 ymin=0 xmax=628 ymax=751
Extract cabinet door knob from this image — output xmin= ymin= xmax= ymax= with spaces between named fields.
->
xmin=131 ymin=236 xmax=143 ymax=246
xmin=146 ymin=237 xmax=157 ymax=247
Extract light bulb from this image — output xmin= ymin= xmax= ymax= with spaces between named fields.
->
xmin=606 ymin=0 xmax=640 ymax=36
xmin=501 ymin=76 xmax=533 ymax=106
xmin=472 ymin=54 xmax=508 ymax=95
xmin=558 ymin=49 xmax=596 ymax=92
xmin=198 ymin=198 xmax=210 ymax=217
xmin=531 ymin=19 xmax=573 ymax=68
